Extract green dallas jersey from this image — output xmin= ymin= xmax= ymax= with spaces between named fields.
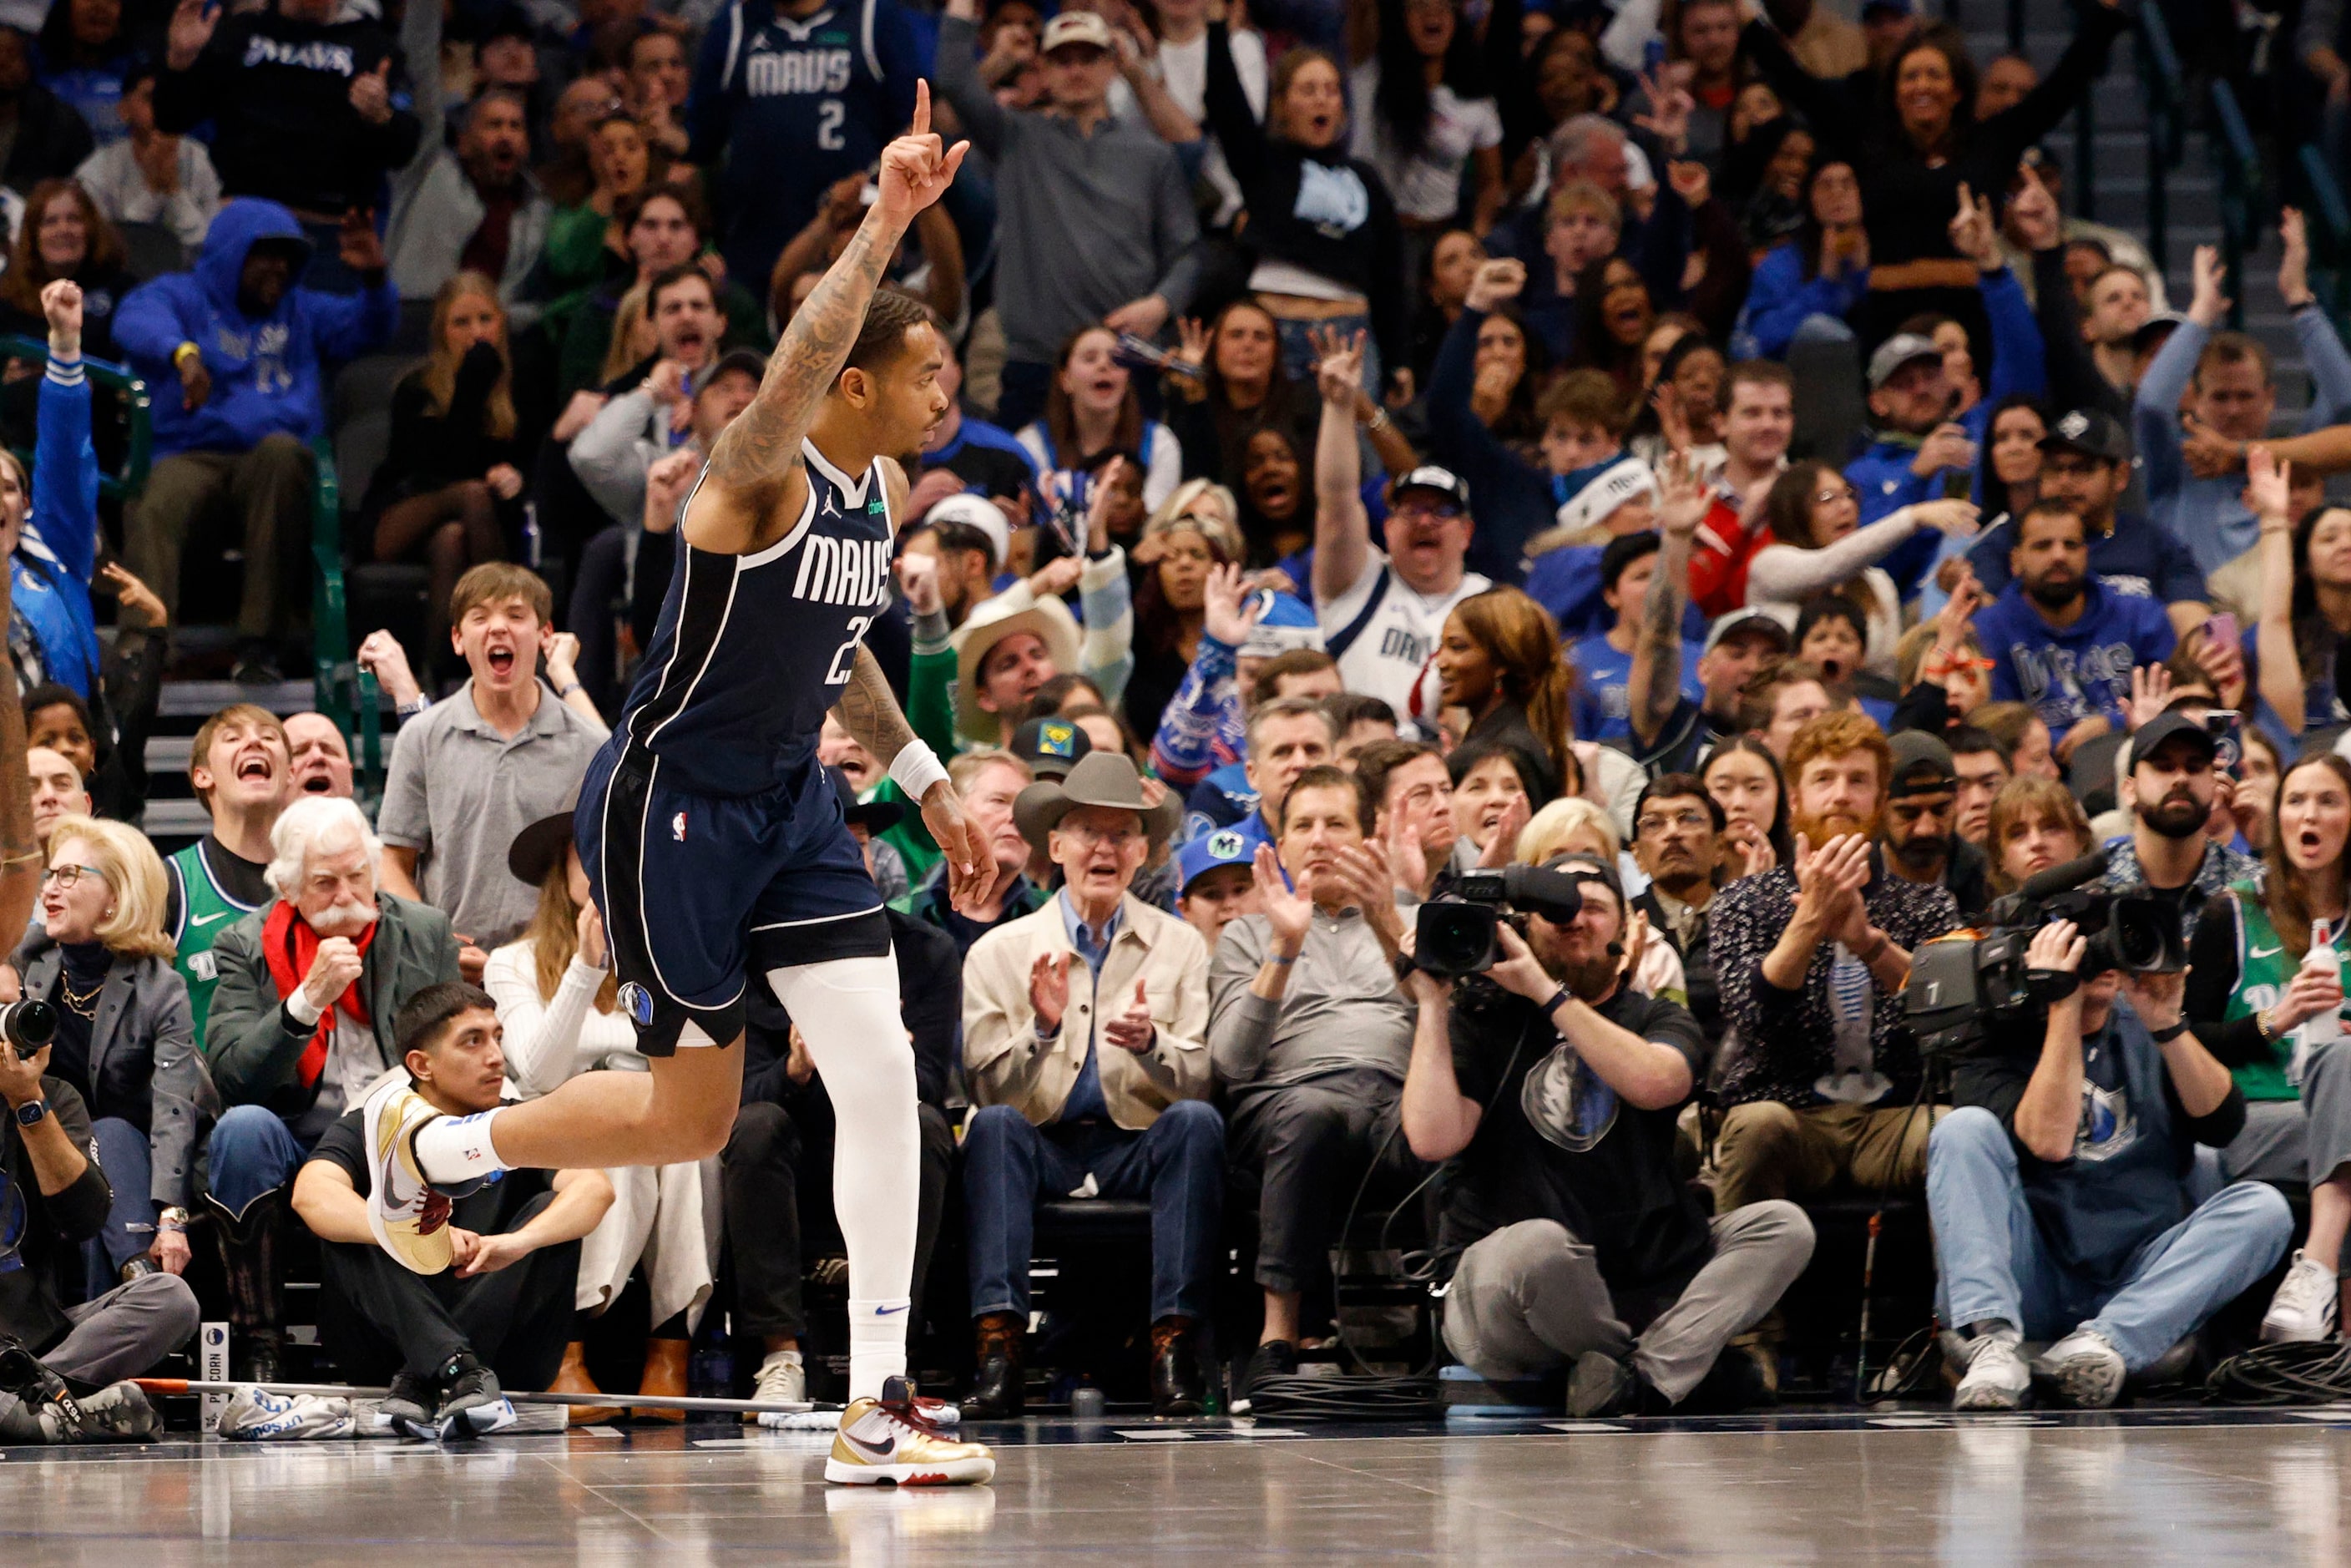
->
xmin=2217 ymin=884 xmax=2349 ymax=1102
xmin=166 ymin=840 xmax=265 ymax=1053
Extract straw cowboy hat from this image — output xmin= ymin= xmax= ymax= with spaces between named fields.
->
xmin=951 ymin=592 xmax=1084 ymax=745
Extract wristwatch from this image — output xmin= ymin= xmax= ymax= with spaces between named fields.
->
xmin=157 ymin=1206 xmax=190 ymax=1232
xmin=13 ymin=1098 xmax=47 ymax=1126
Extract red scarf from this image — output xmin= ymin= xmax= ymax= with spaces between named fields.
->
xmin=262 ymin=901 xmax=377 ymax=1089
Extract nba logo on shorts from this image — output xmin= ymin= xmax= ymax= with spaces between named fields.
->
xmin=672 ymin=811 xmax=688 ymax=842
xmin=618 ymin=982 xmax=655 ymax=1025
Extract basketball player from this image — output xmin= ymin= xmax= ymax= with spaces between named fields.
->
xmin=357 ymin=88 xmax=997 ymax=1485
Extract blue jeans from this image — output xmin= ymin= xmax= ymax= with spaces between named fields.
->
xmin=208 ymin=1104 xmax=311 ymax=1220
xmin=84 ymin=1117 xmax=159 ymax=1298
xmin=1927 ymin=1106 xmax=2293 ymax=1369
xmin=963 ymin=1100 xmax=1225 ymax=1323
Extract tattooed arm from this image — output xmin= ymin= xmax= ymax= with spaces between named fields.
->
xmin=835 ymin=643 xmax=996 ymax=913
xmin=1628 ymin=458 xmax=1705 ymax=750
xmin=687 ymin=82 xmax=968 ymax=555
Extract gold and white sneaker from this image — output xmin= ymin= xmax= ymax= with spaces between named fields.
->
xmin=826 ymin=1378 xmax=995 ymax=1486
xmin=358 ymin=1076 xmax=455 ymax=1275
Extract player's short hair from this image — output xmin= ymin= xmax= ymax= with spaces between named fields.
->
xmin=844 ymin=288 xmax=938 ymax=380
xmin=449 ymin=561 xmax=554 ymax=627
xmin=397 ymin=981 xmax=500 ymax=1060
xmin=1279 ymin=764 xmax=1374 ymax=835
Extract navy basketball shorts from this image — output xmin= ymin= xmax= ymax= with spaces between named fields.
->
xmin=575 ymin=740 xmax=891 ymax=1055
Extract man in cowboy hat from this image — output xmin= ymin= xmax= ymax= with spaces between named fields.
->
xmin=958 ymin=751 xmax=1221 ymax=1418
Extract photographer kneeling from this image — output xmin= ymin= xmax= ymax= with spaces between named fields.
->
xmin=1930 ymin=920 xmax=2292 ymax=1411
xmin=1402 ymin=857 xmax=1815 ymax=1418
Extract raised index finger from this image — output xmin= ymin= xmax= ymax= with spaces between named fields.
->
xmin=911 ymin=78 xmax=930 ymax=139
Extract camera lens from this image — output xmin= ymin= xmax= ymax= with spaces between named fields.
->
xmin=0 ymin=1000 xmax=57 ymax=1050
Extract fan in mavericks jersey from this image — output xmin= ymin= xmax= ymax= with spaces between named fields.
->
xmin=687 ymin=0 xmax=922 ymax=291
xmin=358 ymin=88 xmax=998 ymax=1486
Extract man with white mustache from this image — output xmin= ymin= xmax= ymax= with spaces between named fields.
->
xmin=195 ymin=796 xmax=463 ymax=1382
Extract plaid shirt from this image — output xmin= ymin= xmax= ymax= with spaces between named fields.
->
xmin=1709 ymin=857 xmax=1962 ymax=1110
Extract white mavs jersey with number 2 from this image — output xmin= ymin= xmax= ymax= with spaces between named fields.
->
xmin=619 ymin=438 xmax=893 ymax=798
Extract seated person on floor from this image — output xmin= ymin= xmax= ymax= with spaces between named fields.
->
xmin=1209 ymin=765 xmax=1423 ymax=1399
xmin=1402 ymin=854 xmax=1815 ymax=1416
xmin=959 ymin=751 xmax=1221 ymax=1418
xmin=13 ymin=816 xmax=210 ymax=1300
xmin=0 ymin=1014 xmax=191 ymax=1444
xmin=291 ymin=983 xmax=614 ymax=1438
xmin=1930 ymin=921 xmax=2292 ymax=1409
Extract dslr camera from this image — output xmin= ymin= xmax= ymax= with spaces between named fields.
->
xmin=1904 ymin=848 xmax=2186 ymax=1058
xmin=1412 ymin=864 xmax=1601 ymax=979
xmin=0 ymin=1000 xmax=55 ymax=1052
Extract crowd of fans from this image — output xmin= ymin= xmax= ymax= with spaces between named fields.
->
xmin=7 ymin=0 xmax=2351 ymax=1439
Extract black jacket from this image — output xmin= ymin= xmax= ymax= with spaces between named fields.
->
xmin=155 ymin=8 xmax=422 ymax=215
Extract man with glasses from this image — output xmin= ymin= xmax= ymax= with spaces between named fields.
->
xmin=1312 ymin=329 xmax=1492 ymax=726
xmin=1631 ymin=776 xmax=1728 ymax=1043
xmin=958 ymin=752 xmax=1221 ymax=1417
xmin=1966 ymin=409 xmax=2209 ymax=637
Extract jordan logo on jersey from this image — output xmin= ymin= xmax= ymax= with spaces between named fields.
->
xmin=791 ymin=534 xmax=892 ymax=609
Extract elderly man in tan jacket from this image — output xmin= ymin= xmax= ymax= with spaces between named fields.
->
xmin=959 ymin=751 xmax=1221 ymax=1419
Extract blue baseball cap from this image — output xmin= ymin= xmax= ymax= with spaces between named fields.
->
xmin=1176 ymin=825 xmax=1256 ymax=895
xmin=1237 ymin=590 xmax=1326 ymax=660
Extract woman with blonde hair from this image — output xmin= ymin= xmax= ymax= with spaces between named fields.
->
xmin=483 ymin=809 xmax=720 ymax=1424
xmin=361 ymin=271 xmax=527 ymax=666
xmin=13 ymin=814 xmax=212 ymax=1295
xmin=1434 ymin=585 xmax=1575 ymax=802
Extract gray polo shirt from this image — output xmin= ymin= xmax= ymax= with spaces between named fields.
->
xmin=378 ymin=682 xmax=607 ymax=949
xmin=1207 ymin=906 xmax=1414 ymax=1096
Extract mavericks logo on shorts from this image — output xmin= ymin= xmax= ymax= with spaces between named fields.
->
xmin=618 ymin=982 xmax=655 ymax=1026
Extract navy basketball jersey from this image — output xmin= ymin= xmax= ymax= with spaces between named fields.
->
xmin=618 ymin=440 xmax=894 ymax=797
xmin=688 ymin=0 xmax=920 ymax=287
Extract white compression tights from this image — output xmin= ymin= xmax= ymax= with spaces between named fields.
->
xmin=766 ymin=953 xmax=920 ymax=1402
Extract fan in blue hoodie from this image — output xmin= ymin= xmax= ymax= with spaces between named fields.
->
xmin=1976 ymin=500 xmax=2175 ymax=749
xmin=113 ymin=199 xmax=396 ymax=675
xmin=3 ymin=277 xmax=103 ymax=701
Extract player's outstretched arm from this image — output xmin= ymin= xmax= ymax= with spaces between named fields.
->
xmin=835 ymin=645 xmax=997 ymax=914
xmin=695 ymin=82 xmax=968 ymax=546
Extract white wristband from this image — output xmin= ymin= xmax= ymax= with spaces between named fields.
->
xmin=888 ymin=739 xmax=949 ymax=804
